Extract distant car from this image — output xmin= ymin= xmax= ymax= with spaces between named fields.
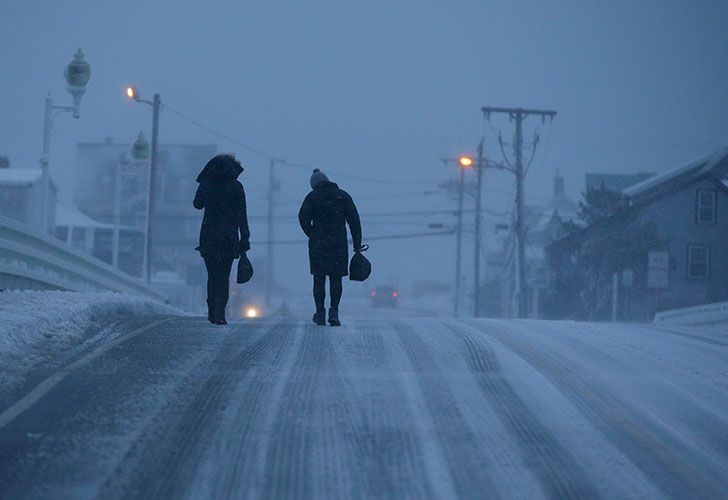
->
xmin=370 ymin=286 xmax=399 ymax=308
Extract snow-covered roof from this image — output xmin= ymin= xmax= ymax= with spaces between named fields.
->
xmin=0 ymin=168 xmax=42 ymax=185
xmin=55 ymin=203 xmax=113 ymax=229
xmin=623 ymin=148 xmax=728 ymax=204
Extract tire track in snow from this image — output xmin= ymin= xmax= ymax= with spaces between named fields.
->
xmin=469 ymin=320 xmax=728 ymax=500
xmin=519 ymin=321 xmax=728 ymax=460
xmin=260 ymin=324 xmax=371 ymax=499
xmin=98 ymin=320 xmax=289 ymax=499
xmin=444 ymin=323 xmax=600 ymax=499
xmin=260 ymin=324 xmax=326 ymax=499
xmin=201 ymin=320 xmax=304 ymax=499
xmin=388 ymin=320 xmax=498 ymax=499
xmin=329 ymin=321 xmax=435 ymax=499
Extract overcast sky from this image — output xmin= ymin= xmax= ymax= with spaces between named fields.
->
xmin=2 ymin=0 xmax=728 ymax=298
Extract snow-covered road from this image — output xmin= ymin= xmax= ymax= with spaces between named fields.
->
xmin=1 ymin=317 xmax=726 ymax=499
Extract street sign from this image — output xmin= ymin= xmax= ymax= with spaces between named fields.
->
xmin=648 ymin=251 xmax=669 ymax=289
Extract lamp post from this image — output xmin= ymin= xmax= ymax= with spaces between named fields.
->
xmin=133 ymin=132 xmax=151 ymax=278
xmin=112 ymin=132 xmax=150 ymax=273
xmin=40 ymin=49 xmax=91 ymax=233
xmin=456 ymin=155 xmax=474 ymax=318
xmin=126 ymin=86 xmax=161 ymax=283
xmin=440 ymin=155 xmax=473 ymax=317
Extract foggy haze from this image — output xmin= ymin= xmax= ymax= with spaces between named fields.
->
xmin=2 ymin=0 xmax=728 ymax=298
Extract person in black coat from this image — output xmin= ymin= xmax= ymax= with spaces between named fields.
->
xmin=298 ymin=169 xmax=362 ymax=326
xmin=193 ymin=154 xmax=250 ymax=325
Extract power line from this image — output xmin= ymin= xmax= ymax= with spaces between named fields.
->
xmin=156 ymin=229 xmax=455 ymax=246
xmin=482 ymin=105 xmax=557 ymax=319
xmin=163 ymin=103 xmax=431 ymax=186
xmin=163 ymin=104 xmax=273 ymax=158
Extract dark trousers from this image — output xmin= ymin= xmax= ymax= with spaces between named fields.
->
xmin=204 ymin=255 xmax=234 ymax=320
xmin=313 ymin=274 xmax=343 ymax=312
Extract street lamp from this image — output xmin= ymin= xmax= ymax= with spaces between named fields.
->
xmin=125 ymin=86 xmax=161 ymax=284
xmin=458 ymin=155 xmax=474 ymax=168
xmin=40 ymin=48 xmax=91 ymax=233
xmin=441 ymin=154 xmax=474 ymax=317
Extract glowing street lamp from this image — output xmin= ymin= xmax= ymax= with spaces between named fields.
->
xmin=458 ymin=155 xmax=474 ymax=168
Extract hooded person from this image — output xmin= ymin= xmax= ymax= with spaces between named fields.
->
xmin=193 ymin=154 xmax=250 ymax=324
xmin=298 ymin=169 xmax=362 ymax=326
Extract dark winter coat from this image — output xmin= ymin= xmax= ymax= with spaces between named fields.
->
xmin=193 ymin=155 xmax=250 ymax=259
xmin=298 ymin=181 xmax=362 ymax=276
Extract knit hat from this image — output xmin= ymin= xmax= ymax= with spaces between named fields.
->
xmin=310 ymin=168 xmax=329 ymax=189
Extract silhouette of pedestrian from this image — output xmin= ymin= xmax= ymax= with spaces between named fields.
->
xmin=194 ymin=154 xmax=250 ymax=325
xmin=298 ymin=169 xmax=362 ymax=326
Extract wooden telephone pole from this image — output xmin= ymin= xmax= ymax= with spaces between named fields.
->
xmin=481 ymin=106 xmax=556 ymax=318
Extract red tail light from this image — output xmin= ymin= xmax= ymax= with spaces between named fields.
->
xmin=392 ymin=291 xmax=398 ymax=298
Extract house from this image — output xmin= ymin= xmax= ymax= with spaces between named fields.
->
xmin=547 ymin=149 xmax=728 ymax=321
xmin=0 ymin=157 xmax=57 ymax=231
xmin=54 ymin=202 xmax=146 ymax=277
xmin=585 ymin=172 xmax=654 ymax=192
xmin=482 ymin=171 xmax=578 ymax=318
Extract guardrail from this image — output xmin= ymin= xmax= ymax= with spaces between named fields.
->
xmin=653 ymin=300 xmax=728 ymax=326
xmin=0 ymin=215 xmax=166 ymax=302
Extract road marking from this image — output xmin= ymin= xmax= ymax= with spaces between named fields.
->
xmin=0 ymin=317 xmax=176 ymax=429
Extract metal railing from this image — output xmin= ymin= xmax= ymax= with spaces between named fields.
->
xmin=0 ymin=215 xmax=166 ymax=302
xmin=653 ymin=300 xmax=728 ymax=326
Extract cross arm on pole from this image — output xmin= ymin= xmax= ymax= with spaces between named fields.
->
xmin=481 ymin=106 xmax=557 ymax=119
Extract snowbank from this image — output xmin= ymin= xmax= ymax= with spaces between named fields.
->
xmin=0 ymin=291 xmax=175 ymax=390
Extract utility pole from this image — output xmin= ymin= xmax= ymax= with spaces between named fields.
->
xmin=445 ymin=155 xmax=473 ymax=317
xmin=146 ymin=93 xmax=161 ymax=284
xmin=266 ymin=158 xmax=283 ymax=309
xmin=454 ymin=166 xmax=465 ymax=317
xmin=473 ymin=139 xmax=484 ymax=317
xmin=481 ymin=106 xmax=556 ymax=318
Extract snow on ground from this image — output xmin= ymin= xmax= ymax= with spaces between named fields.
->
xmin=0 ymin=291 xmax=174 ymax=391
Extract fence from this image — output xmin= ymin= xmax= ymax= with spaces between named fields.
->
xmin=653 ymin=300 xmax=728 ymax=326
xmin=0 ymin=215 xmax=166 ymax=302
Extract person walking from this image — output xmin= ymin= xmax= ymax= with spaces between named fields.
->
xmin=193 ymin=154 xmax=250 ymax=325
xmin=298 ymin=169 xmax=362 ymax=326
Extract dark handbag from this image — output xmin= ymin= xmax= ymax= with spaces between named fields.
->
xmin=349 ymin=244 xmax=371 ymax=281
xmin=237 ymin=252 xmax=254 ymax=284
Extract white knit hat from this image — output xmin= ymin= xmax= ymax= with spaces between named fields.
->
xmin=310 ymin=168 xmax=329 ymax=189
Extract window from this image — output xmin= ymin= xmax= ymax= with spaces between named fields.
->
xmin=696 ymin=190 xmax=716 ymax=223
xmin=687 ymin=245 xmax=709 ymax=278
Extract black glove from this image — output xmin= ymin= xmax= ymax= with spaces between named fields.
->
xmin=240 ymin=240 xmax=250 ymax=254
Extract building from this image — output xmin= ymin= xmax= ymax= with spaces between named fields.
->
xmin=585 ymin=172 xmax=654 ymax=192
xmin=482 ymin=171 xmax=578 ymax=318
xmin=74 ymin=138 xmax=216 ymax=310
xmin=53 ymin=202 xmax=146 ymax=277
xmin=547 ymin=149 xmax=728 ymax=321
xmin=0 ymin=157 xmax=57 ymax=231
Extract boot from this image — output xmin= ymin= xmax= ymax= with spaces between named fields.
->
xmin=214 ymin=299 xmax=227 ymax=325
xmin=328 ymin=308 xmax=341 ymax=327
xmin=312 ymin=309 xmax=326 ymax=326
xmin=207 ymin=299 xmax=214 ymax=323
